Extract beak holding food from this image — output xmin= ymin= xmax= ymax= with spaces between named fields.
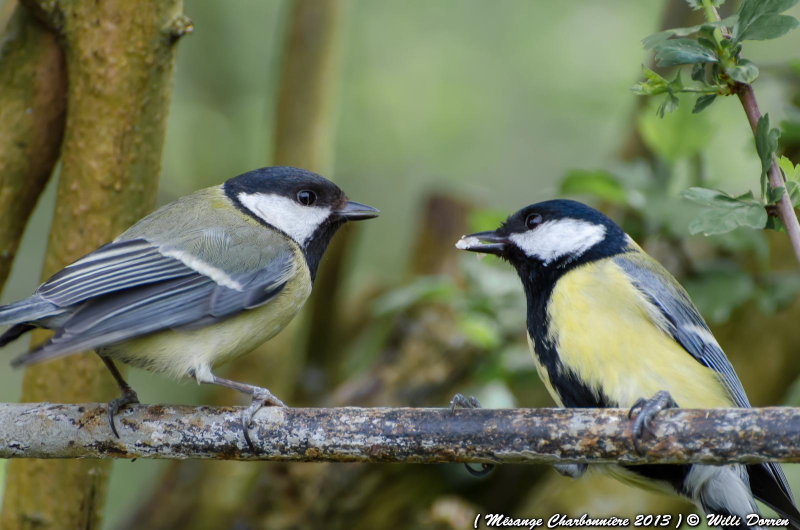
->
xmin=455 ymin=231 xmax=508 ymax=256
xmin=338 ymin=200 xmax=380 ymax=221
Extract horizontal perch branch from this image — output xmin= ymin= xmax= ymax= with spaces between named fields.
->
xmin=1 ymin=403 xmax=799 ymax=464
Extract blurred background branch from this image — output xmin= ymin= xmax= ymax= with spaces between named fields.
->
xmin=4 ymin=403 xmax=800 ymax=466
xmin=0 ymin=1 xmax=189 ymax=528
xmin=0 ymin=5 xmax=65 ymax=292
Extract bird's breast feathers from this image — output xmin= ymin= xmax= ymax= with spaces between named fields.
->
xmin=530 ymin=257 xmax=732 ymax=409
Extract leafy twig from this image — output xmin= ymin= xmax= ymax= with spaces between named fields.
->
xmin=701 ymin=1 xmax=800 ymax=265
xmin=633 ymin=0 xmax=800 ymax=266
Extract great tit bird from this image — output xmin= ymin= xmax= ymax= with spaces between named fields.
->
xmin=456 ymin=199 xmax=799 ymax=527
xmin=0 ymin=166 xmax=378 ymax=443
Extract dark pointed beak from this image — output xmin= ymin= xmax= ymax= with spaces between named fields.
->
xmin=337 ymin=200 xmax=379 ymax=221
xmin=455 ymin=230 xmax=509 ymax=255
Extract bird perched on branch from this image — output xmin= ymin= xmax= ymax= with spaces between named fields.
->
xmin=0 ymin=166 xmax=378 ymax=445
xmin=456 ymin=199 xmax=799 ymax=528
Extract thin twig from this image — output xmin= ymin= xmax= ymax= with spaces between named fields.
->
xmin=736 ymin=84 xmax=800 ymax=265
xmin=2 ymin=403 xmax=800 ymax=464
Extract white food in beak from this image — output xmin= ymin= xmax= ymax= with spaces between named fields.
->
xmin=455 ymin=236 xmax=488 ymax=260
xmin=455 ymin=235 xmax=483 ymax=250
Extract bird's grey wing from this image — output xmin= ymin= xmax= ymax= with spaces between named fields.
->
xmin=13 ymin=251 xmax=295 ymax=366
xmin=36 ymin=238 xmax=196 ymax=307
xmin=614 ymin=252 xmax=795 ymax=505
xmin=613 ymin=252 xmax=749 ymax=407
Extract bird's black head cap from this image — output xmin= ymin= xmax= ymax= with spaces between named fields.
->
xmin=458 ymin=199 xmax=630 ymax=282
xmin=224 ymin=166 xmax=379 ymax=282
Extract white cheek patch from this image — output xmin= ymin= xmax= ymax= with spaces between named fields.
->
xmin=238 ymin=192 xmax=331 ymax=246
xmin=510 ymin=219 xmax=606 ymax=265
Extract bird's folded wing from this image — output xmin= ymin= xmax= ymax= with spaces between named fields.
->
xmin=613 ymin=252 xmax=749 ymax=407
xmin=17 ymin=252 xmax=294 ymax=365
xmin=614 ymin=252 xmax=795 ymax=504
xmin=36 ymin=238 xmax=195 ymax=307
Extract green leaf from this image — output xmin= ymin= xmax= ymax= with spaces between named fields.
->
xmin=688 ymin=206 xmax=766 ymax=235
xmin=682 ymin=187 xmax=768 ymax=235
xmin=653 ymin=38 xmax=718 ymax=67
xmin=688 ymin=208 xmax=740 ymax=236
xmin=670 ymin=69 xmax=684 ymax=91
xmin=726 ymin=59 xmax=759 ymax=83
xmin=642 ymin=29 xmax=675 ymax=50
xmin=685 ymin=0 xmax=726 ymax=8
xmin=766 ymin=215 xmax=786 ymax=232
xmin=787 ymin=181 xmax=800 ymax=206
xmin=697 ymin=36 xmax=718 ymax=51
xmin=560 ymin=170 xmax=628 ymax=204
xmin=657 ymin=91 xmax=680 ymax=118
xmin=734 ymin=0 xmax=800 ymax=43
xmin=681 ymin=187 xmax=742 ymax=207
xmin=643 ymin=31 xmax=678 ymax=51
xmin=778 ymin=155 xmax=800 ymax=181
xmin=755 ymin=114 xmax=781 ymax=199
xmin=691 ymin=62 xmax=707 ymax=82
xmin=642 ymin=16 xmax=738 ymax=50
xmin=693 ymin=94 xmax=717 ymax=113
xmin=737 ymin=13 xmax=799 ymax=40
xmin=631 ymin=65 xmax=669 ymax=96
xmin=768 ymin=186 xmax=786 ymax=204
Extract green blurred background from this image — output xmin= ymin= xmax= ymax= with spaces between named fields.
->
xmin=2 ymin=0 xmax=800 ymax=528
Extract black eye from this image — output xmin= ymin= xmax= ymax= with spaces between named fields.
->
xmin=297 ymin=190 xmax=316 ymax=206
xmin=525 ymin=213 xmax=543 ymax=229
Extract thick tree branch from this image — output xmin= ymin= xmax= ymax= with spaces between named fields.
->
xmin=3 ymin=404 xmax=800 ymax=465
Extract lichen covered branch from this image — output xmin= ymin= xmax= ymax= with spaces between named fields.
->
xmin=2 ymin=404 xmax=800 ymax=465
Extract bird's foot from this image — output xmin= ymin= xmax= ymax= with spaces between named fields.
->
xmin=449 ymin=393 xmax=481 ymax=416
xmin=242 ymin=387 xmax=287 ymax=453
xmin=108 ymin=388 xmax=139 ymax=439
xmin=448 ymin=393 xmax=495 ymax=478
xmin=553 ymin=463 xmax=587 ymax=479
xmin=628 ymin=390 xmax=677 ymax=455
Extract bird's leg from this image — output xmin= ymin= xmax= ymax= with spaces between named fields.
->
xmin=448 ymin=393 xmax=495 ymax=477
xmin=628 ymin=390 xmax=677 ymax=455
xmin=100 ymin=356 xmax=140 ymax=439
xmin=194 ymin=371 xmax=286 ymax=452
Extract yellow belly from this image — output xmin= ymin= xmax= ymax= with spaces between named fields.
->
xmin=102 ymin=267 xmax=312 ymax=379
xmin=531 ymin=259 xmax=733 ymax=409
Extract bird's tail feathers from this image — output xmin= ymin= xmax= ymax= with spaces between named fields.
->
xmin=9 ymin=339 xmax=83 ymax=368
xmin=748 ymin=464 xmax=800 ymax=530
xmin=0 ymin=297 xmax=58 ymax=327
xmin=691 ymin=466 xmax=766 ymax=530
xmin=0 ymin=323 xmax=36 ymax=348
